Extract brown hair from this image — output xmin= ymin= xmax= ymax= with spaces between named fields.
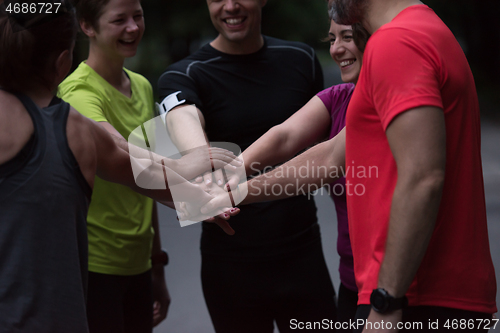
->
xmin=71 ymin=0 xmax=111 ymax=31
xmin=352 ymin=22 xmax=369 ymax=53
xmin=0 ymin=1 xmax=77 ymax=93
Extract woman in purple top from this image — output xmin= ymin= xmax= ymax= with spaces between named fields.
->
xmin=237 ymin=19 xmax=369 ymax=328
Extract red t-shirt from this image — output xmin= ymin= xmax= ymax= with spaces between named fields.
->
xmin=346 ymin=5 xmax=497 ymax=313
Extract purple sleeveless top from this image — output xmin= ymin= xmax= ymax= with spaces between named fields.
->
xmin=317 ymin=83 xmax=357 ymax=292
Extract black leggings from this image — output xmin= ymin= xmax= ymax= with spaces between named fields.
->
xmin=201 ymin=240 xmax=337 ymax=333
xmin=354 ymin=304 xmax=493 ymax=333
xmin=337 ymin=283 xmax=359 ymax=332
xmin=86 ymin=270 xmax=153 ymax=333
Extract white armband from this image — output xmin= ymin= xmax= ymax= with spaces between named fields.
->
xmin=157 ymin=91 xmax=186 ymax=123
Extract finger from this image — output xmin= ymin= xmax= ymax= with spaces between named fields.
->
xmin=210 ymin=150 xmax=242 ymax=165
xmin=213 ymin=217 xmax=235 ymax=235
xmin=203 ymin=171 xmax=213 ymax=185
xmin=215 ymin=207 xmax=237 ymax=220
xmin=216 ymin=207 xmax=240 ymax=218
xmin=152 ymin=302 xmax=162 ymax=326
xmin=195 ymin=175 xmax=203 ymax=183
xmin=227 ymin=207 xmax=240 ymax=216
xmin=213 ymin=168 xmax=225 ymax=187
xmin=176 ymin=202 xmax=188 ymax=221
xmin=210 ymin=151 xmax=242 ymax=168
xmin=209 ymin=147 xmax=238 ymax=159
xmin=225 ymin=173 xmax=241 ymax=192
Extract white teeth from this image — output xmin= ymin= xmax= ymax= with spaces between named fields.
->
xmin=340 ymin=59 xmax=355 ymax=67
xmin=225 ymin=18 xmax=243 ymax=25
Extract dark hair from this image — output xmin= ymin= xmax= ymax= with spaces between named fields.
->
xmin=0 ymin=1 xmax=77 ymax=93
xmin=71 ymin=0 xmax=112 ymax=31
xmin=352 ymin=22 xmax=369 ymax=53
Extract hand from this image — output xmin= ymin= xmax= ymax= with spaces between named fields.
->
xmin=176 ymin=146 xmax=242 ymax=182
xmin=152 ymin=266 xmax=170 ymax=327
xmin=177 ymin=200 xmax=240 ymax=235
xmin=201 ymin=181 xmax=247 ymax=215
xmin=204 ymin=208 xmax=240 ymax=235
xmin=362 ymin=309 xmax=402 ymax=332
xmin=177 ymin=182 xmax=240 ymax=234
xmin=194 ymin=161 xmax=243 ymax=190
xmin=193 ymin=167 xmax=241 ymax=195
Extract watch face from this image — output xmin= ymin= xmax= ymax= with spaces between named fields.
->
xmin=370 ymin=289 xmax=389 ymax=312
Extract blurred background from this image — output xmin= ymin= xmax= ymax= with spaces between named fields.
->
xmin=71 ymin=0 xmax=500 ymax=121
xmin=69 ymin=1 xmax=500 ymax=331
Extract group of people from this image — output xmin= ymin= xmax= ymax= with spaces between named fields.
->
xmin=0 ymin=1 xmax=497 ymax=333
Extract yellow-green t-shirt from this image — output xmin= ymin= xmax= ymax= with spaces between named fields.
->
xmin=59 ymin=62 xmax=155 ymax=275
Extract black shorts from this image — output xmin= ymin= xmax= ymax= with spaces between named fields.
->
xmin=86 ymin=270 xmax=153 ymax=333
xmin=201 ymin=240 xmax=337 ymax=333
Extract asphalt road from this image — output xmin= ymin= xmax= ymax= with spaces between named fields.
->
xmin=154 ymin=120 xmax=500 ymax=333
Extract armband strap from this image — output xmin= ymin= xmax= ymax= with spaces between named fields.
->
xmin=157 ymin=91 xmax=186 ymax=124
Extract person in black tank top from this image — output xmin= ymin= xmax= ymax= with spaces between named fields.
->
xmin=0 ymin=92 xmax=92 ymax=333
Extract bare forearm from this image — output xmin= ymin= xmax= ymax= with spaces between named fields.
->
xmin=243 ymin=132 xmax=345 ymax=204
xmin=166 ymin=105 xmax=208 ymax=153
xmin=243 ymin=96 xmax=330 ymax=176
xmin=130 ymin=159 xmax=214 ymax=203
xmin=243 ymin=126 xmax=302 ymax=176
xmin=378 ymin=174 xmax=444 ymax=297
xmin=98 ymin=121 xmax=188 ymax=180
xmin=90 ymin=117 xmax=212 ymax=204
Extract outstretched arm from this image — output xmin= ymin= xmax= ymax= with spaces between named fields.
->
xmin=241 ymin=96 xmax=331 ymax=176
xmin=79 ymin=111 xmax=237 ymax=232
xmin=97 ymin=121 xmax=241 ymax=182
xmin=81 ymin=112 xmax=210 ymax=202
xmin=201 ymin=128 xmax=346 ymax=213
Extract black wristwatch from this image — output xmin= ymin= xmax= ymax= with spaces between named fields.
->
xmin=151 ymin=249 xmax=169 ymax=266
xmin=370 ymin=288 xmax=408 ymax=313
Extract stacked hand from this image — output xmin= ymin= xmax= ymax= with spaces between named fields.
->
xmin=175 ymin=146 xmax=243 ymax=182
xmin=175 ymin=152 xmax=248 ymax=235
xmin=177 ymin=180 xmax=239 ymax=235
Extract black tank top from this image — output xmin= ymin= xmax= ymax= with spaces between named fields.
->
xmin=0 ymin=94 xmax=91 ymax=332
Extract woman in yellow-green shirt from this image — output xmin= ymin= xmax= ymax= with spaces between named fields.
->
xmin=59 ymin=0 xmax=169 ymax=331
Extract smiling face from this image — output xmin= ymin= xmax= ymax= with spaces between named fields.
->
xmin=207 ymin=0 xmax=267 ymax=54
xmin=329 ymin=20 xmax=363 ymax=84
xmin=86 ymin=0 xmax=144 ymax=60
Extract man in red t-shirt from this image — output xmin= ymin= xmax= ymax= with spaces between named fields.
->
xmin=201 ymin=0 xmax=497 ymax=331
xmin=337 ymin=0 xmax=497 ymax=331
